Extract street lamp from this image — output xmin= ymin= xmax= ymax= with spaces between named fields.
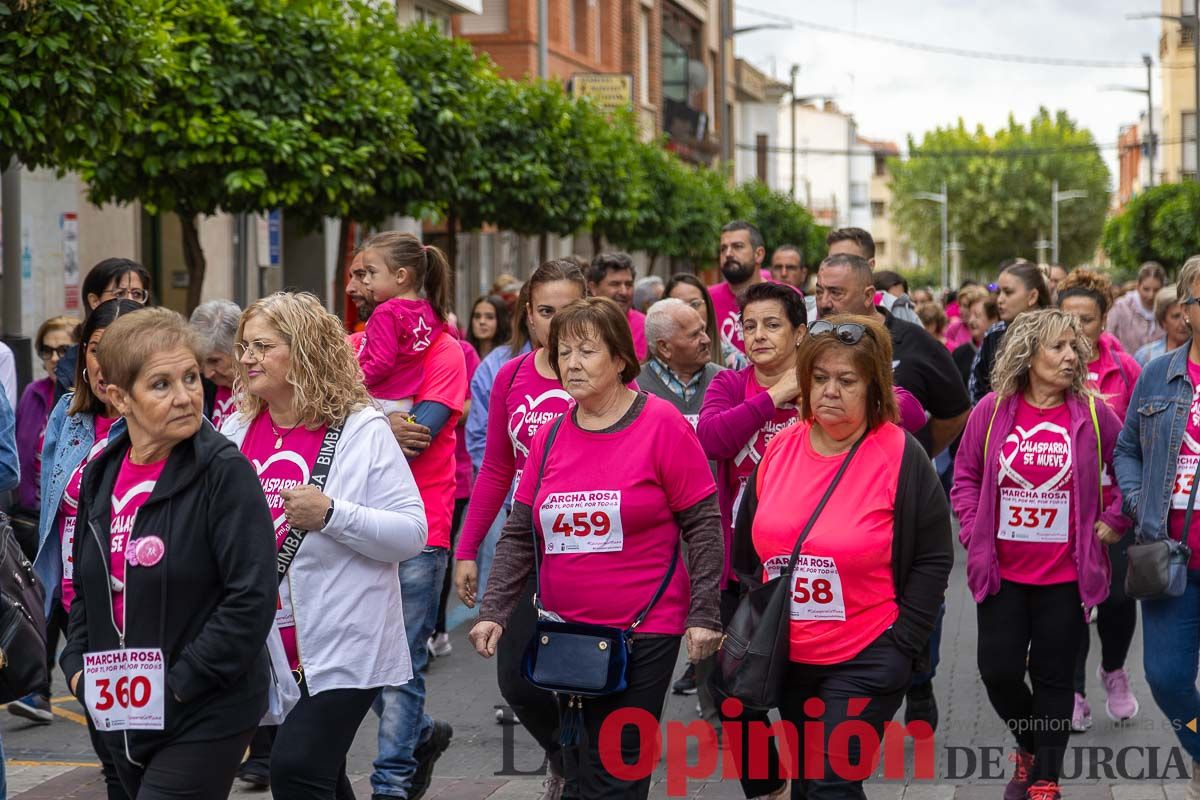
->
xmin=913 ymin=183 xmax=949 ymax=290
xmin=1051 ymin=180 xmax=1088 ymax=265
xmin=1100 ymin=53 xmax=1156 ymax=187
xmin=1128 ymin=9 xmax=1199 ymax=181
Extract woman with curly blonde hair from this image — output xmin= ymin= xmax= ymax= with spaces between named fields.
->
xmin=220 ymin=291 xmax=428 ymax=798
xmin=952 ymin=309 xmax=1129 ymax=800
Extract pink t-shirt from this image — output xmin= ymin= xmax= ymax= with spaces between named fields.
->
xmin=725 ymin=371 xmax=798 ymax=537
xmin=110 ymin=452 xmax=166 ymax=633
xmin=515 ymin=394 xmax=715 ymax=635
xmin=709 ymin=281 xmax=745 ymax=354
xmin=994 ymin=397 xmax=1077 ymax=586
xmin=210 ymin=385 xmax=235 ymax=431
xmin=628 ymin=308 xmax=648 ymax=362
xmin=241 ymin=410 xmax=328 ymax=669
xmin=408 ymin=333 xmax=467 ymax=549
xmin=358 ymin=297 xmax=445 ymax=401
xmin=456 ymin=351 xmax=573 ymax=560
xmin=752 ymin=421 xmax=902 ymax=665
xmin=58 ymin=416 xmax=116 ymax=610
xmin=455 ymin=341 xmax=481 ymax=501
xmin=1168 ymin=359 xmax=1200 ymax=570
xmin=347 ymin=331 xmax=366 ymax=358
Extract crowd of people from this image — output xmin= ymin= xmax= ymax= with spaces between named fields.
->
xmin=1 ymin=224 xmax=1200 ymax=800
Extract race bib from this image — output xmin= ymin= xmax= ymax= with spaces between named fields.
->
xmin=788 ymin=555 xmax=845 ymax=622
xmin=275 ymin=593 xmax=295 ymax=629
xmin=539 ymin=491 xmax=623 ymax=554
xmin=83 ymin=648 xmax=165 ymax=731
xmin=683 ymin=414 xmax=699 ymax=431
xmin=998 ymin=487 xmax=1070 ymax=543
xmin=1173 ymin=455 xmax=1200 ymax=509
xmin=61 ymin=517 xmax=76 ymax=580
xmin=510 ymin=468 xmax=524 ymax=501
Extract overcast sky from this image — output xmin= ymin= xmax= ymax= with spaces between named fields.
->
xmin=732 ymin=0 xmax=1168 ymax=184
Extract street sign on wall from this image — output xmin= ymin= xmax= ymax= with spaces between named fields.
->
xmin=570 ymin=73 xmax=634 ymax=113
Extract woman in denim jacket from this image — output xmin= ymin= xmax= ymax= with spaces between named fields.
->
xmin=22 ymin=299 xmax=141 ymax=800
xmin=1114 ymin=255 xmax=1200 ymax=800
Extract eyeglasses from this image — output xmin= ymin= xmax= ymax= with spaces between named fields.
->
xmin=809 ymin=320 xmax=868 ymax=344
xmin=235 ymin=340 xmax=281 ymax=362
xmin=102 ymin=287 xmax=149 ymax=303
xmin=1183 ymin=296 xmax=1200 ymax=307
xmin=38 ymin=345 xmax=71 ymax=360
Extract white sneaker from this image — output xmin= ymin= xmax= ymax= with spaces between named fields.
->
xmin=429 ymin=632 xmax=452 ymax=658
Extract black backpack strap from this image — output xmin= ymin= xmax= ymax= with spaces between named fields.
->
xmin=782 ymin=430 xmax=869 ymax=576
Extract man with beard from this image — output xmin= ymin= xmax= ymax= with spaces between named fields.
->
xmin=711 ymin=221 xmax=766 ymax=365
xmin=346 ymin=249 xmax=375 ymax=351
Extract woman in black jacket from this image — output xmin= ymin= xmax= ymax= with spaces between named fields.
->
xmin=60 ymin=307 xmax=276 ymax=800
xmin=727 ymin=315 xmax=953 ymax=800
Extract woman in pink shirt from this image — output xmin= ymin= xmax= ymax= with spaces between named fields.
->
xmin=728 ymin=314 xmax=952 ymax=800
xmin=470 ymin=298 xmax=724 ymax=800
xmin=952 ymin=310 xmax=1128 ymax=800
xmin=1057 ymin=270 xmax=1142 ymax=733
xmin=453 ymin=259 xmax=588 ymax=791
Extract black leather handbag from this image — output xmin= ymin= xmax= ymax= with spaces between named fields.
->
xmin=1126 ymin=461 xmax=1195 ymax=600
xmin=713 ymin=433 xmax=865 ymax=711
xmin=519 ymin=416 xmax=679 ymax=745
xmin=0 ymin=512 xmax=48 ymax=704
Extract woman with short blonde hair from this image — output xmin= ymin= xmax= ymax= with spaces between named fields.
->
xmin=954 ymin=309 xmax=1128 ymax=800
xmin=221 ymin=291 xmax=427 ymax=798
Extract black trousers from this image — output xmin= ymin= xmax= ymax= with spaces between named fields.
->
xmin=558 ymin=634 xmax=681 ymax=800
xmin=39 ymin=599 xmax=69 ymax=698
xmin=270 ymin=682 xmax=379 ymax=800
xmin=1075 ymin=538 xmax=1137 ymax=694
xmin=435 ymin=497 xmax=469 ymax=634
xmin=110 ymin=728 xmax=254 ymax=800
xmin=497 ymin=575 xmax=563 ymax=775
xmin=88 ymin=716 xmax=132 ymax=800
xmin=978 ymin=580 xmax=1085 ymax=783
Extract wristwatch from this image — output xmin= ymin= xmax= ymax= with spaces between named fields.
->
xmin=323 ymin=499 xmax=335 ymax=528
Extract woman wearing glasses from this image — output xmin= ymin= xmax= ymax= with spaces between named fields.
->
xmin=1114 ymin=255 xmax=1200 ymax=800
xmin=731 ymin=313 xmax=952 ymax=800
xmin=220 ymin=292 xmax=428 ymax=799
xmin=954 ymin=309 xmax=1126 ymax=800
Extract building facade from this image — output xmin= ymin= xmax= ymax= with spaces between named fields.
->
xmin=1159 ymin=0 xmax=1198 ymax=183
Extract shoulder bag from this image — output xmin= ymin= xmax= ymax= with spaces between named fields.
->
xmin=519 ymin=415 xmax=679 ymax=745
xmin=0 ymin=512 xmax=47 ymax=704
xmin=1126 ymin=450 xmax=1192 ymax=600
xmin=262 ymin=423 xmax=343 ymax=725
xmin=712 ymin=431 xmax=867 ymax=711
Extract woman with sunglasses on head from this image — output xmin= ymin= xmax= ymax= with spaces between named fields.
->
xmin=954 ymin=309 xmax=1127 ymax=800
xmin=730 ymin=313 xmax=952 ymax=800
xmin=1114 ymin=255 xmax=1200 ymax=800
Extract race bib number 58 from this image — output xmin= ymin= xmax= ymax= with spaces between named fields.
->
xmin=789 ymin=555 xmax=845 ymax=622
xmin=83 ymin=648 xmax=165 ymax=731
xmin=539 ymin=491 xmax=623 ymax=554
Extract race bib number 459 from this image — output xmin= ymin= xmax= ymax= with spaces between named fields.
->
xmin=83 ymin=648 xmax=165 ymax=731
xmin=539 ymin=491 xmax=623 ymax=554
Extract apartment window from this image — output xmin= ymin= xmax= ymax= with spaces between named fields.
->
xmin=595 ymin=0 xmax=604 ymax=63
xmin=871 ymin=201 xmax=885 ymax=219
xmin=571 ymin=0 xmax=588 ymax=54
xmin=638 ymin=9 xmax=650 ymax=104
xmin=874 ymin=155 xmax=887 ymax=177
xmin=1183 ymin=0 xmax=1197 ymax=15
xmin=876 ymin=241 xmax=887 ymax=258
xmin=1185 ymin=111 xmax=1197 ymax=176
xmin=459 ymin=0 xmax=507 ymax=34
xmin=850 ymin=182 xmax=868 ymax=207
xmin=1184 ymin=25 xmax=1196 ymax=46
xmin=414 ymin=6 xmax=450 ymax=34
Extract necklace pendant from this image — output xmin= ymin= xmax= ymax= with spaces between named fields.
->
xmin=275 ymin=435 xmax=283 ymax=450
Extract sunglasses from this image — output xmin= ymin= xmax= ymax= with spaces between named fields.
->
xmin=809 ymin=320 xmax=868 ymax=344
xmin=38 ymin=345 xmax=72 ymax=360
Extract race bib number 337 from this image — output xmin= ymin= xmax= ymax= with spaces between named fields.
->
xmin=539 ymin=491 xmax=623 ymax=554
xmin=998 ymin=487 xmax=1070 ymax=543
xmin=83 ymin=648 xmax=165 ymax=731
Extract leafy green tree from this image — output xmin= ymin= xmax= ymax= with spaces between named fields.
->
xmin=84 ymin=0 xmax=419 ymax=312
xmin=1103 ymin=183 xmax=1200 ymax=275
xmin=736 ymin=180 xmax=826 ymax=267
xmin=0 ymin=0 xmax=169 ymax=170
xmin=889 ymin=109 xmax=1110 ymax=274
xmin=583 ymin=109 xmax=651 ymax=254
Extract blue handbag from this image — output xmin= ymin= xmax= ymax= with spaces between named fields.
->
xmin=519 ymin=416 xmax=679 ymax=745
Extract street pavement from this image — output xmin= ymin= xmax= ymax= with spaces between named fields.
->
xmin=3 ymin=544 xmax=1192 ymax=799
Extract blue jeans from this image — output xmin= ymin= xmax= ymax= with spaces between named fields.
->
xmin=1142 ymin=570 xmax=1200 ymax=763
xmin=371 ymin=546 xmax=448 ymax=798
xmin=1 ymin=730 xmax=7 ymax=799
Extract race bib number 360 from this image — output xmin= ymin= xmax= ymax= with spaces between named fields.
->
xmin=83 ymin=648 xmax=165 ymax=731
xmin=789 ymin=555 xmax=845 ymax=622
xmin=1173 ymin=455 xmax=1199 ymax=509
xmin=539 ymin=491 xmax=623 ymax=554
xmin=998 ymin=487 xmax=1070 ymax=543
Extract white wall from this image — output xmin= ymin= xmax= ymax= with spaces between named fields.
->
xmin=778 ymin=105 xmax=853 ymax=227
xmin=735 ymin=99 xmax=784 ymax=191
xmin=848 ymin=139 xmax=873 ymax=231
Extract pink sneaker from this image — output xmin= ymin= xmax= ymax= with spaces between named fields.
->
xmin=1071 ymin=692 xmax=1092 ymax=732
xmin=1004 ymin=749 xmax=1035 ymax=800
xmin=1098 ymin=665 xmax=1139 ymax=721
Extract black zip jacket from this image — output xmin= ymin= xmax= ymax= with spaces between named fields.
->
xmin=60 ymin=421 xmax=276 ymax=763
xmin=731 ymin=430 xmax=953 ymax=672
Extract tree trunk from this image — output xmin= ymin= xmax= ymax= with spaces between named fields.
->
xmin=334 ymin=217 xmax=353 ymax=324
xmin=648 ymin=251 xmax=658 ymax=275
xmin=538 ymin=233 xmax=548 ymax=263
xmin=180 ymin=213 xmax=206 ymax=316
xmin=591 ymin=229 xmax=602 ymax=256
xmin=447 ymin=206 xmax=459 ymax=288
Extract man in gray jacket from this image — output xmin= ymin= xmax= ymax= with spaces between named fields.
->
xmin=639 ymin=298 xmax=723 ymax=430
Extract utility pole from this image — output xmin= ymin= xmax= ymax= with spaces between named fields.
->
xmin=1051 ymin=179 xmax=1088 ymax=265
xmin=913 ymin=182 xmax=948 ymax=290
xmin=537 ymin=0 xmax=548 ymax=79
xmin=790 ymin=65 xmax=799 ymax=200
xmin=1146 ymin=53 xmax=1156 ymax=186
